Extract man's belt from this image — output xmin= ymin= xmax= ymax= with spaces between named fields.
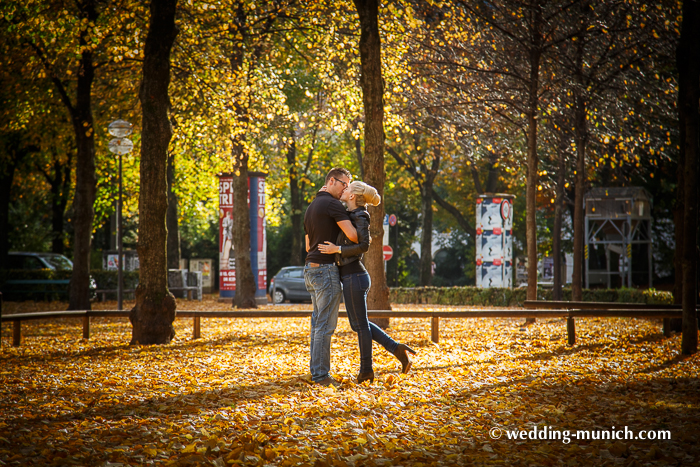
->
xmin=306 ymin=262 xmax=320 ymax=267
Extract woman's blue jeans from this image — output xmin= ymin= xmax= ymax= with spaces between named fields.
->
xmin=341 ymin=271 xmax=398 ymax=373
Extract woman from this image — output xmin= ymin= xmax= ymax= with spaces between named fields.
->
xmin=318 ymin=181 xmax=416 ymax=384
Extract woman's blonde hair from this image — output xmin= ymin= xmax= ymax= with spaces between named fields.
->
xmin=349 ymin=181 xmax=381 ymax=207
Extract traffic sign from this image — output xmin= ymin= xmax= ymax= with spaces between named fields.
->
xmin=383 ymin=245 xmax=393 ymax=261
xmin=389 ymin=214 xmax=397 ymax=226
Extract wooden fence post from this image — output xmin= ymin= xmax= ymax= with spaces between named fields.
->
xmin=567 ymin=317 xmax=576 ymax=345
xmin=662 ymin=318 xmax=672 ymax=337
xmin=83 ymin=315 xmax=90 ymax=339
xmin=193 ymin=316 xmax=201 ymax=339
xmin=431 ymin=317 xmax=439 ymax=343
xmin=13 ymin=321 xmax=21 ymax=347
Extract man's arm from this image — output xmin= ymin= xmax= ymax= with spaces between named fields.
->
xmin=337 ymin=220 xmax=358 ymax=243
xmin=305 ymin=235 xmax=310 ymax=252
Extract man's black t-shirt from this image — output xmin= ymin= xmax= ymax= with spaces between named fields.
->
xmin=304 ymin=191 xmax=350 ymax=264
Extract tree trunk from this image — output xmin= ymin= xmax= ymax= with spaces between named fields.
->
xmin=354 ymin=0 xmax=391 ymax=321
xmin=67 ymin=0 xmax=98 ymax=311
xmin=0 ymin=159 xmax=16 ymax=267
xmin=525 ymin=5 xmax=542 ymax=316
xmin=671 ymin=6 xmax=687 ymax=333
xmin=231 ymin=139 xmax=257 ymax=308
xmin=227 ymin=3 xmax=257 ymax=309
xmin=679 ymin=0 xmax=700 ymax=355
xmin=0 ymin=134 xmax=35 ymax=266
xmin=352 ymin=118 xmax=365 ymax=180
xmin=42 ymin=152 xmax=72 ymax=255
xmin=166 ymin=150 xmax=180 ymax=270
xmin=484 ymin=151 xmax=500 ymax=193
xmin=287 ymin=132 xmax=303 ymax=266
xmin=129 ymin=0 xmax=178 ymax=345
xmin=419 ymin=151 xmax=440 ymax=286
xmin=419 ymin=180 xmax=434 ymax=287
xmin=552 ymin=128 xmax=567 ymax=301
xmin=571 ymin=33 xmax=587 ymax=303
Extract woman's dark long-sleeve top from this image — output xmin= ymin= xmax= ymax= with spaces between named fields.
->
xmin=335 ymin=207 xmax=371 ymax=277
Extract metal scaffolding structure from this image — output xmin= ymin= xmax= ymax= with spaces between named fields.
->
xmin=584 ymin=187 xmax=653 ymax=288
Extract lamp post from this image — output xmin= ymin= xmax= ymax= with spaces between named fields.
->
xmin=108 ymin=119 xmax=133 ymax=311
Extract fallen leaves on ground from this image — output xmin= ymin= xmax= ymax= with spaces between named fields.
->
xmin=1 ymin=295 xmax=699 ymax=466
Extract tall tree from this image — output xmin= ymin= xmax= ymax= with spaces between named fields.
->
xmin=36 ymin=144 xmax=73 ymax=254
xmin=129 ymin=0 xmax=179 ymax=345
xmin=23 ymin=0 xmax=100 ymax=310
xmin=387 ymin=128 xmax=442 ymax=286
xmin=286 ymin=127 xmax=318 ymax=266
xmin=678 ymin=0 xmax=699 ymax=355
xmin=166 ymin=150 xmax=180 ymax=269
xmin=353 ymin=0 xmax=391 ymax=313
xmin=0 ymin=133 xmax=38 ymax=265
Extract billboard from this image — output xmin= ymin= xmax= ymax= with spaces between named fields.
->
xmin=476 ymin=194 xmax=515 ymax=288
xmin=218 ymin=172 xmax=267 ymax=301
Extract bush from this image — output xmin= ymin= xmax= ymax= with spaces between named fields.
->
xmin=389 ymin=286 xmax=673 ymax=306
xmin=90 ymin=270 xmax=140 ymax=291
xmin=0 ymin=270 xmax=140 ymax=302
xmin=0 ymin=269 xmax=72 ymax=301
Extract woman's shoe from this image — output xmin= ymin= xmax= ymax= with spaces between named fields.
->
xmin=393 ymin=344 xmax=416 ymax=374
xmin=357 ymin=371 xmax=374 ymax=384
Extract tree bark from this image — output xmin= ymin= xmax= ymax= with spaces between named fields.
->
xmin=38 ymin=148 xmax=72 ymax=255
xmin=129 ymin=0 xmax=178 ymax=345
xmin=419 ymin=180 xmax=434 ymax=287
xmin=287 ymin=132 xmax=303 ymax=266
xmin=388 ymin=145 xmax=476 ymax=238
xmin=552 ymin=127 xmax=567 ymax=301
xmin=230 ymin=143 xmax=257 ymax=308
xmin=354 ymin=0 xmax=390 ymax=317
xmin=227 ymin=3 xmax=257 ymax=309
xmin=671 ymin=2 xmax=688 ymax=333
xmin=484 ymin=151 xmax=500 ymax=193
xmin=351 ymin=118 xmax=365 ymax=180
xmin=65 ymin=0 xmax=98 ymax=311
xmin=525 ymin=4 xmax=542 ymax=314
xmin=419 ymin=152 xmax=440 ymax=286
xmin=166 ymin=150 xmax=180 ymax=270
xmin=678 ymin=0 xmax=700 ymax=354
xmin=0 ymin=134 xmax=36 ymax=266
xmin=571 ymin=29 xmax=588 ymax=303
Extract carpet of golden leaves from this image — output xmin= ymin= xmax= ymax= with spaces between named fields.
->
xmin=1 ymin=295 xmax=699 ymax=466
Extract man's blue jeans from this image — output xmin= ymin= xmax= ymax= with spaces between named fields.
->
xmin=341 ymin=271 xmax=398 ymax=373
xmin=304 ymin=263 xmax=342 ymax=382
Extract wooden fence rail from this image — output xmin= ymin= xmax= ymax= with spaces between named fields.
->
xmin=1 ymin=308 xmax=683 ymax=347
xmin=523 ymin=300 xmax=698 ymax=341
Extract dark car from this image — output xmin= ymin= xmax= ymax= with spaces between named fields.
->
xmin=5 ymin=252 xmax=97 ymax=299
xmin=268 ymin=266 xmax=311 ymax=304
xmin=6 ymin=252 xmax=75 ymax=270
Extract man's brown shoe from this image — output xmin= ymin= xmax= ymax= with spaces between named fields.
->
xmin=316 ymin=376 xmax=341 ymax=388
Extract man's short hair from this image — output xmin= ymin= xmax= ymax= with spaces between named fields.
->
xmin=325 ymin=167 xmax=352 ymax=185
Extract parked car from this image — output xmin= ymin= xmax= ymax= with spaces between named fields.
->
xmin=4 ymin=252 xmax=97 ymax=299
xmin=268 ymin=266 xmax=311 ymax=304
xmin=6 ymin=252 xmax=74 ymax=270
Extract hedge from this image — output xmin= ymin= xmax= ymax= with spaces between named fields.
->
xmin=0 ymin=269 xmax=73 ymax=301
xmin=389 ymin=286 xmax=674 ymax=307
xmin=0 ymin=270 xmax=140 ymax=302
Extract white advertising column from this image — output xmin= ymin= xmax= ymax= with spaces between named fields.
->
xmin=476 ymin=194 xmax=515 ymax=288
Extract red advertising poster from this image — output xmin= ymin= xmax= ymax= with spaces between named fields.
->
xmin=218 ymin=173 xmax=267 ymax=301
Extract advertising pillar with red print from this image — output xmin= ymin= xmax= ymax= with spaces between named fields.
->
xmin=218 ymin=172 xmax=267 ymax=302
xmin=476 ymin=194 xmax=515 ymax=288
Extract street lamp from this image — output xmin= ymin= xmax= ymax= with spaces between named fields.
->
xmin=108 ymin=119 xmax=134 ymax=311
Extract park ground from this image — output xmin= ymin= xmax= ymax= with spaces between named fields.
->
xmin=1 ymin=296 xmax=699 ymax=466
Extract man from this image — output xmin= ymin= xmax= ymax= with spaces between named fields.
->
xmin=304 ymin=167 xmax=358 ymax=387
xmin=221 ymin=210 xmax=233 ymax=270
